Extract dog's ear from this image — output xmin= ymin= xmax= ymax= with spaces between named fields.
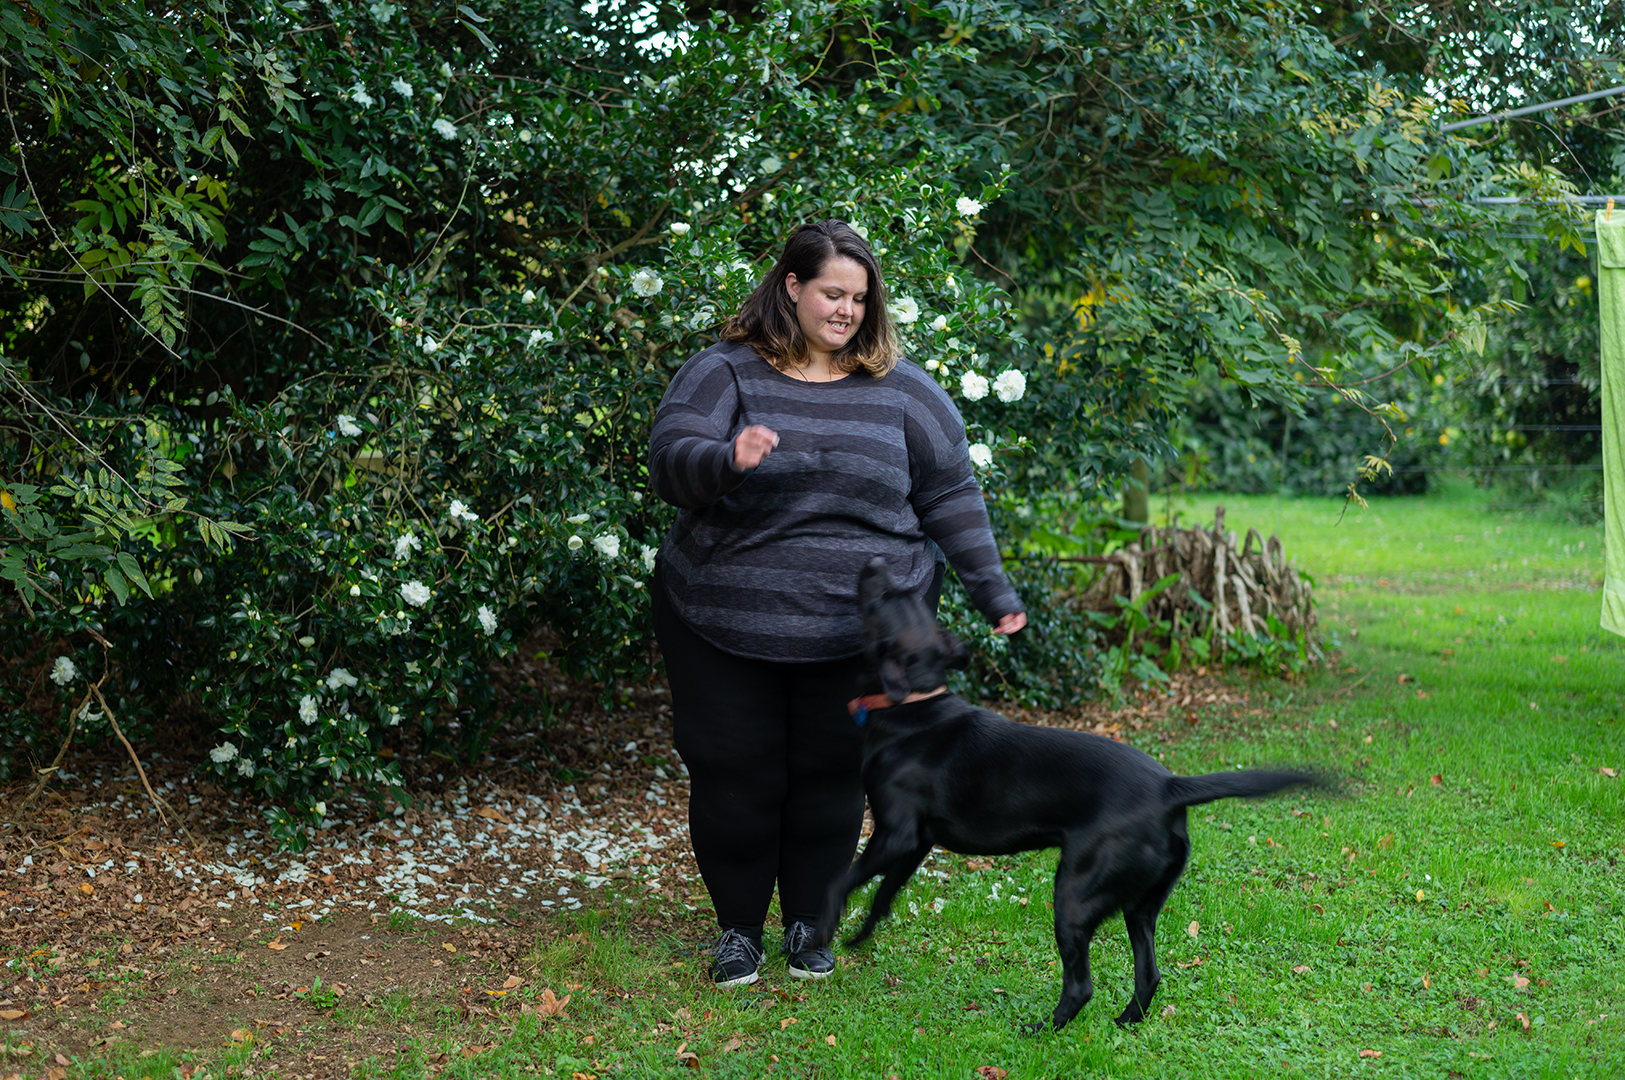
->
xmin=939 ymin=629 xmax=970 ymax=670
xmin=878 ymin=656 xmax=911 ymax=704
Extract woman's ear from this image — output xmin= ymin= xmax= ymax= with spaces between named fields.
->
xmin=784 ymin=273 xmax=801 ymax=304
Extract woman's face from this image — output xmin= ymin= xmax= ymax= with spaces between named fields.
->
xmin=785 ymin=256 xmax=868 ymax=360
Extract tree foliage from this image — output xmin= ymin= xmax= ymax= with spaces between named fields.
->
xmin=0 ymin=0 xmax=1598 ymax=839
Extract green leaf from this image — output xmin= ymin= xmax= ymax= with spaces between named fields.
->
xmin=103 ymin=565 xmax=130 ymax=604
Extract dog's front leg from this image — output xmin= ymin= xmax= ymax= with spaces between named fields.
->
xmin=842 ymin=839 xmax=931 ymax=949
xmin=814 ymin=819 xmax=926 ymax=949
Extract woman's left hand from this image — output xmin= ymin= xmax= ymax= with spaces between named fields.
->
xmin=993 ymin=612 xmax=1027 ymax=635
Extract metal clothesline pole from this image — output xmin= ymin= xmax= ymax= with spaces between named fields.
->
xmin=1442 ymin=85 xmax=1625 ymax=131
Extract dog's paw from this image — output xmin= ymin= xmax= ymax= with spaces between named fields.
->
xmin=1019 ymin=1017 xmax=1051 ymax=1036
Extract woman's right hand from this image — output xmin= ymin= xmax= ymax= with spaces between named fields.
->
xmin=733 ymin=424 xmax=780 ymax=470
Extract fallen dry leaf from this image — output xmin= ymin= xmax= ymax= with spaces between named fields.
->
xmin=1422 ymin=975 xmax=1432 ymax=989
xmin=1186 ymin=921 xmax=1199 ymax=939
xmin=1160 ymin=1004 xmax=1176 ymax=1018
xmin=1550 ymin=840 xmax=1566 ymax=848
xmin=1600 ymin=767 xmax=1617 ymax=778
xmin=79 ymin=883 xmax=94 ymax=896
xmin=1430 ymin=774 xmax=1443 ymax=787
xmin=47 ymin=1070 xmax=66 ymax=1080
xmin=1292 ymin=965 xmax=1311 ymax=974
xmin=975 ymin=1068 xmax=1007 ymax=1080
xmin=1517 ymin=1012 xmax=1531 ymax=1030
xmin=0 ymin=1009 xmax=27 ymax=1021
xmin=536 ymin=987 xmax=571 ymax=1017
xmin=1513 ymin=975 xmax=1530 ymax=989
xmin=674 ymin=1041 xmax=699 ymax=1068
xmin=825 ymin=1034 xmax=837 ymax=1046
xmin=476 ymin=807 xmax=512 ymax=823
xmin=721 ymin=1036 xmax=743 ymax=1053
xmin=442 ymin=942 xmax=457 ymax=953
xmin=502 ymin=974 xmax=524 ymax=989
xmin=780 ymin=1017 xmax=798 ymax=1031
xmin=266 ymin=938 xmax=287 ymax=951
xmin=1177 ymin=956 xmax=1203 ymax=969
xmin=1359 ymin=1048 xmax=1382 ymax=1058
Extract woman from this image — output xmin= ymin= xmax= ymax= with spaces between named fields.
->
xmin=648 ymin=219 xmax=1026 ymax=986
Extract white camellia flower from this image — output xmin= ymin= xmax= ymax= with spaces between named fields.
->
xmin=566 ymin=513 xmax=590 ymax=525
xmin=50 ymin=656 xmax=78 ymax=686
xmin=391 ymin=77 xmax=413 ymax=99
xmin=518 ymin=129 xmax=533 ymax=142
xmin=994 ymin=369 xmax=1027 ymax=403
xmin=394 ymin=532 xmax=421 ymax=561
xmin=893 ymin=296 xmax=920 ymax=324
xmin=336 ymin=414 xmax=362 ymax=437
xmin=440 ymin=60 xmax=453 ymax=80
xmin=400 ymin=580 xmax=432 ymax=607
xmin=641 ymin=544 xmax=657 ymax=572
xmin=761 ymin=154 xmax=783 ymax=174
xmin=349 ymin=584 xmax=361 ymax=597
xmin=237 ymin=758 xmax=255 ymax=778
xmin=592 ymin=534 xmax=621 ymax=559
xmin=422 ymin=338 xmax=441 ymax=354
xmin=930 ymin=313 xmax=949 ymax=332
xmin=209 ymin=742 xmax=238 ymax=763
xmin=968 ymin=442 xmax=994 ymax=469
xmin=326 ymin=667 xmax=359 ymax=690
xmin=924 ymin=359 xmax=941 ymax=372
xmin=299 ymin=694 xmax=318 ymax=725
xmin=630 ymin=268 xmax=663 ymax=298
xmin=432 ymin=117 xmax=458 ymax=139
xmin=669 ymin=221 xmax=691 ymax=236
xmin=527 ymin=328 xmax=553 ymax=348
xmin=960 ymin=371 xmax=990 ymax=401
xmin=521 ymin=289 xmax=536 ymax=304
xmin=850 ymin=222 xmax=869 ymax=240
xmin=448 ymin=499 xmax=479 ymax=523
xmin=957 ymin=196 xmax=984 ymax=217
xmin=477 ymin=604 xmax=498 ymax=636
xmin=350 ymin=84 xmax=375 ymax=107
xmin=567 ymin=535 xmax=584 ymax=552
xmin=314 ymin=801 xmax=327 ymax=818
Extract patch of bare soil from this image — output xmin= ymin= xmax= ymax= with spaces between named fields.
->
xmin=0 ymin=667 xmax=1274 ymax=1078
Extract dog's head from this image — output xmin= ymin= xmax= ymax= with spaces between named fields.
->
xmin=858 ymin=557 xmax=969 ymax=703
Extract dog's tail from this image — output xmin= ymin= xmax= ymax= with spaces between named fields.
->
xmin=1164 ymin=769 xmax=1323 ymax=810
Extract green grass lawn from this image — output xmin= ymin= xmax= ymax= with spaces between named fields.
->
xmin=77 ymin=484 xmax=1621 ymax=1079
xmin=428 ymin=484 xmax=1619 ymax=1080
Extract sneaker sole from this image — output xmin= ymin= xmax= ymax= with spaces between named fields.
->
xmin=787 ymin=965 xmax=833 ymax=980
xmin=714 ymin=970 xmax=760 ymax=988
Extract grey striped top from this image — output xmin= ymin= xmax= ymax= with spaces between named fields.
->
xmin=649 ymin=341 xmax=1022 ymax=662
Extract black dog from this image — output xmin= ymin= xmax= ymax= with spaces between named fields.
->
xmin=817 ymin=557 xmax=1322 ymax=1032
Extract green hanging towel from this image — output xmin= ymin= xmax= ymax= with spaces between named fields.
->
xmin=1600 ymin=209 xmax=1625 ymax=637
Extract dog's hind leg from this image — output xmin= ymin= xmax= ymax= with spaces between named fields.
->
xmin=842 ymin=840 xmax=931 ymax=949
xmin=1114 ymin=823 xmax=1191 ymax=1026
xmin=1041 ymin=859 xmax=1121 ymax=1034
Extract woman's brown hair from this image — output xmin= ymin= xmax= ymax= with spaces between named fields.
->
xmin=721 ymin=219 xmax=899 ymax=377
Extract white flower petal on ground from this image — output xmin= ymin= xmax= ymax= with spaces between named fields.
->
xmin=394 ymin=533 xmax=421 ymax=562
xmin=50 ymin=656 xmax=78 ymax=686
xmin=350 ymin=84 xmax=375 ymax=108
xmin=641 ymin=544 xmax=657 ymax=572
xmin=994 ymin=369 xmax=1027 ymax=403
xmin=300 ymin=695 xmax=319 ymax=725
xmin=893 ymin=296 xmax=920 ymax=324
xmin=956 ymin=196 xmax=984 ymax=217
xmin=592 ymin=534 xmax=621 ymax=559
xmin=391 ymin=77 xmax=413 ymax=99
xmin=432 ymin=117 xmax=458 ymax=140
xmin=629 ymin=268 xmax=663 ymax=298
xmin=567 ymin=535 xmax=584 ymax=552
xmin=210 ymin=742 xmax=238 ymax=764
xmin=968 ymin=442 xmax=994 ymax=469
xmin=477 ymin=604 xmax=498 ymax=636
xmin=336 ymin=413 xmax=362 ymax=437
xmin=960 ymin=371 xmax=990 ymax=401
xmin=326 ymin=667 xmax=359 ymax=690
xmin=400 ymin=580 xmax=432 ymax=608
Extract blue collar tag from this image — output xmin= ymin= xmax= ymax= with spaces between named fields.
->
xmin=853 ymin=704 xmax=869 ymax=727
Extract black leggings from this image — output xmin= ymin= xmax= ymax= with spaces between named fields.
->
xmin=653 ymin=580 xmax=866 ymax=934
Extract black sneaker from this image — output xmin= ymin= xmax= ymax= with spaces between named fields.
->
xmin=710 ymin=929 xmax=764 ymax=988
xmin=782 ymin=921 xmax=835 ymax=980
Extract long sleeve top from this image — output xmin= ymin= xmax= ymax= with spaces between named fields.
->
xmin=648 ymin=341 xmax=1022 ymax=662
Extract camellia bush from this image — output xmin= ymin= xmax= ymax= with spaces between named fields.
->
xmin=0 ymin=0 xmax=1602 ymax=842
